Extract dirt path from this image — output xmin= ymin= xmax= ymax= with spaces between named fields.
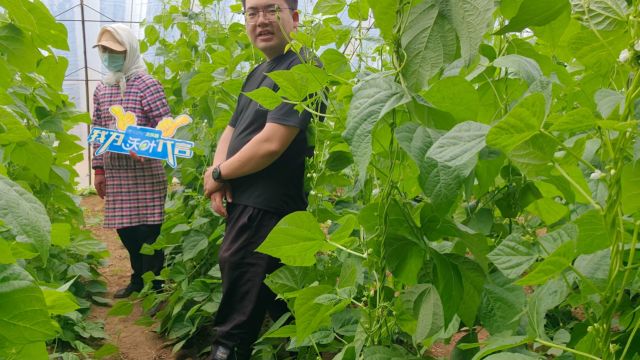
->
xmin=82 ymin=195 xmax=172 ymax=360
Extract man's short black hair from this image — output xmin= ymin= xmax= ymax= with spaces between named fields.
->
xmin=241 ymin=0 xmax=298 ymax=10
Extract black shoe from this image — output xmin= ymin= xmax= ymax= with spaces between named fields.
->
xmin=208 ymin=344 xmax=233 ymax=360
xmin=113 ymin=283 xmax=142 ymax=298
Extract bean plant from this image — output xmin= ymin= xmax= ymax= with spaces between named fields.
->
xmin=138 ymin=0 xmax=640 ymax=359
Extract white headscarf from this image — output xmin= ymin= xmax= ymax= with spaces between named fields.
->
xmin=97 ymin=24 xmax=147 ymax=96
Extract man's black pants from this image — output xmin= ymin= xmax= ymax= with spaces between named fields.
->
xmin=116 ymin=224 xmax=164 ymax=290
xmin=213 ymin=203 xmax=289 ymax=359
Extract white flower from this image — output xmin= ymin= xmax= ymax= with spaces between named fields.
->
xmin=590 ymin=169 xmax=605 ymax=180
xmin=634 ymin=40 xmax=640 ymax=52
xmin=619 ymin=49 xmax=631 ymax=63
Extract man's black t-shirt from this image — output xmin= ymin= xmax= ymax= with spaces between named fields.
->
xmin=226 ymin=50 xmax=318 ymax=214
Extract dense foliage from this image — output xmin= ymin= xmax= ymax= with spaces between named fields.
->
xmin=139 ymin=0 xmax=640 ymax=359
xmin=0 ymin=2 xmax=112 ymax=359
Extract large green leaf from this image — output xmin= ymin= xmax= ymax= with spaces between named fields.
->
xmin=595 ymin=89 xmax=624 ymax=118
xmin=516 ymin=240 xmax=575 ymax=285
xmin=268 ymin=64 xmax=329 ymax=102
xmin=313 ymin=0 xmax=347 ymax=15
xmin=574 ymin=209 xmax=609 ymax=255
xmin=22 ymin=0 xmax=69 ymax=50
xmin=294 ymin=285 xmax=341 ymax=341
xmin=432 ymin=252 xmax=464 ymax=326
xmin=42 ymin=288 xmax=79 ymax=315
xmin=395 ymin=122 xmax=442 ymax=168
xmin=526 ymin=278 xmax=569 ymax=338
xmin=369 ymin=0 xmax=398 ymax=42
xmin=243 ymin=87 xmax=282 ymax=110
xmin=508 ymin=133 xmax=555 ymax=178
xmin=0 ymin=175 xmax=50 ymax=263
xmin=10 ymin=140 xmax=53 ymax=182
xmin=420 ymin=158 xmax=467 ymax=214
xmin=423 ymin=76 xmax=480 ymax=122
xmin=495 ymin=0 xmax=570 ymax=34
xmin=400 ymin=0 xmax=456 ymax=91
xmin=570 ymin=0 xmax=629 ymax=30
xmin=0 ymin=264 xmax=59 ymax=345
xmin=471 ymin=335 xmax=529 ymax=360
xmin=343 ymin=74 xmax=410 ymax=189
xmin=488 ymin=234 xmax=537 ymax=279
xmin=446 ymin=0 xmax=494 ymax=65
xmin=395 ymin=284 xmax=444 ymax=343
xmin=0 ymin=107 xmax=32 ymax=144
xmin=526 ymin=198 xmax=569 ymax=225
xmin=181 ymin=231 xmax=209 ymax=261
xmin=493 ymin=54 xmax=543 ymax=85
xmin=450 ymin=256 xmax=486 ymax=327
xmin=256 ymin=211 xmax=333 ymax=266
xmin=486 ymin=94 xmax=545 ymax=154
xmin=479 ymin=273 xmax=525 ymax=335
xmin=426 ymin=121 xmax=489 ymax=168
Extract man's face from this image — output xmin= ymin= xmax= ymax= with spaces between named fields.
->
xmin=244 ymin=0 xmax=299 ymax=59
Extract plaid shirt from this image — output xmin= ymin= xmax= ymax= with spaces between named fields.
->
xmin=91 ymin=72 xmax=170 ymax=229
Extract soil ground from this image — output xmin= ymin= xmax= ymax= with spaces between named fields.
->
xmin=82 ymin=195 xmax=172 ymax=360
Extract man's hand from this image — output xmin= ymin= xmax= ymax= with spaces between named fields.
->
xmin=210 ymin=185 xmax=233 ymax=218
xmin=95 ymin=174 xmax=106 ymax=199
xmin=203 ymin=165 xmax=224 ymax=198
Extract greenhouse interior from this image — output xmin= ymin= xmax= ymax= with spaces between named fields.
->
xmin=2 ymin=0 xmax=640 ymax=359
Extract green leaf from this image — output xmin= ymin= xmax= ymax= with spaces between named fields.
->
xmin=493 ymin=54 xmax=543 ymax=84
xmin=362 ymin=345 xmax=414 ymax=359
xmin=423 ymin=77 xmax=480 ymax=122
xmin=575 ymin=249 xmax=610 ymax=292
xmin=495 ymin=0 xmax=570 ymax=34
xmin=187 ymin=73 xmax=214 ymax=98
xmin=488 ymin=234 xmax=537 ymax=279
xmin=0 ymin=175 xmax=50 ymax=264
xmin=257 ymin=211 xmax=333 ymax=266
xmin=420 ymin=159 xmax=467 ymax=214
xmin=395 ymin=122 xmax=441 ymax=168
xmin=42 ymin=288 xmax=79 ymax=315
xmin=294 ymin=285 xmax=338 ymax=341
xmin=265 ymin=266 xmax=315 ymax=298
xmin=549 ymin=108 xmax=598 ymax=133
xmin=621 ymin=163 xmax=640 ymax=214
xmin=470 ymin=335 xmax=529 ymax=360
xmin=446 ymin=0 xmax=494 ymax=65
xmin=22 ymin=0 xmax=69 ymax=50
xmin=486 ymin=93 xmax=545 ymax=154
xmin=479 ymin=274 xmax=525 ymax=334
xmin=450 ymin=256 xmax=486 ymax=327
xmin=526 ymin=277 xmax=570 ymax=338
xmin=526 ymin=198 xmax=569 ymax=225
xmin=108 ymin=300 xmax=133 ymax=317
xmin=0 ymin=239 xmax=15 ymax=264
xmin=395 ymin=284 xmax=444 ymax=343
xmin=401 ymin=1 xmax=456 ymax=91
xmin=10 ymin=140 xmax=53 ymax=181
xmin=570 ymin=0 xmax=629 ymax=30
xmin=0 ymin=264 xmax=59 ymax=344
xmin=51 ymin=223 xmax=71 ymax=248
xmin=369 ymin=0 xmax=398 ymax=42
xmin=426 ymin=121 xmax=489 ymax=168
xmin=343 ymin=74 xmax=410 ymax=189
xmin=144 ymin=25 xmax=160 ymax=46
xmin=432 ymin=252 xmax=464 ymax=326
xmin=268 ymin=64 xmax=329 ymax=102
xmin=320 ymin=48 xmax=351 ymax=76
xmin=516 ymin=240 xmax=575 ymax=285
xmin=313 ymin=0 xmax=346 ymax=15
xmin=181 ymin=231 xmax=209 ymax=261
xmin=93 ymin=343 xmax=119 ymax=359
xmin=595 ymin=89 xmax=624 ymax=118
xmin=347 ymin=0 xmax=369 ymax=21
xmin=484 ymin=353 xmax=538 ymax=360
xmin=0 ymin=107 xmax=32 ymax=144
xmin=501 ymin=0 xmax=524 ymax=18
xmin=244 ymin=87 xmax=282 ymax=110
xmin=575 ymin=209 xmax=609 ymax=255
xmin=508 ymin=133 xmax=555 ymax=178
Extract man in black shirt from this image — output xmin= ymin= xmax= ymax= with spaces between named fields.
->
xmin=203 ymin=0 xmax=317 ymax=359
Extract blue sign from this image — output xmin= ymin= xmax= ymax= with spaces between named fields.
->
xmin=88 ymin=125 xmax=194 ymax=168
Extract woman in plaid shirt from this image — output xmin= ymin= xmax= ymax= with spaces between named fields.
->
xmin=91 ymin=24 xmax=170 ymax=298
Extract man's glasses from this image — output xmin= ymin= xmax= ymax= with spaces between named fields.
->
xmin=242 ymin=5 xmax=292 ymax=24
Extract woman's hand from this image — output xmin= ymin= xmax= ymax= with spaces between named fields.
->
xmin=95 ymin=174 xmax=107 ymax=199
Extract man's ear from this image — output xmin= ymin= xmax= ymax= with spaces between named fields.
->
xmin=292 ymin=10 xmax=299 ymax=30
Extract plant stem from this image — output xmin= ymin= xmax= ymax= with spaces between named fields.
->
xmin=535 ymin=338 xmax=602 ymax=360
xmin=553 ymin=162 xmax=602 ymax=212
